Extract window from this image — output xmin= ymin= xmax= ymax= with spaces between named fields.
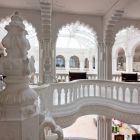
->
xmin=56 ymin=55 xmax=65 ymax=68
xmin=70 ymin=56 xmax=80 ymax=68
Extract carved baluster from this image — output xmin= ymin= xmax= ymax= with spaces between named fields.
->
xmin=129 ymin=87 xmax=133 ymax=103
xmin=69 ymin=88 xmax=73 ymax=102
xmin=98 ymin=83 xmax=101 ymax=97
xmin=87 ymin=84 xmax=90 ymax=97
xmin=83 ymin=85 xmax=85 ymax=97
xmin=93 ymin=83 xmax=96 ymax=96
xmin=78 ymin=84 xmax=80 ymax=98
xmin=104 ymin=83 xmax=107 ymax=98
xmin=65 ymin=88 xmax=68 ymax=104
xmin=122 ymin=86 xmax=126 ymax=102
xmin=57 ymin=88 xmax=61 ymax=105
xmin=110 ymin=84 xmax=113 ymax=99
xmin=116 ymin=85 xmax=119 ymax=101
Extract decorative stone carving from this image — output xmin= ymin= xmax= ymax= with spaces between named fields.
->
xmin=29 ymin=56 xmax=36 ymax=83
xmin=0 ymin=12 xmax=38 ymax=107
xmin=0 ymin=12 xmax=39 ymax=140
xmin=39 ymin=113 xmax=64 ymax=140
xmin=2 ymin=12 xmax=30 ymax=60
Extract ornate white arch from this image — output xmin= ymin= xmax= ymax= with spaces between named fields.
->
xmin=0 ymin=17 xmax=39 ymax=72
xmin=112 ymin=26 xmax=140 ymax=57
xmin=56 ymin=21 xmax=98 ymax=75
xmin=56 ymin=21 xmax=98 ymax=50
xmin=112 ymin=26 xmax=140 ymax=73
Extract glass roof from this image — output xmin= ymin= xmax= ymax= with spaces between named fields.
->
xmin=56 ymin=21 xmax=98 ymax=49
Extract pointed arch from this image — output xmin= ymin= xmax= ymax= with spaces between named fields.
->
xmin=55 ymin=21 xmax=98 ymax=76
xmin=56 ymin=21 xmax=98 ymax=49
xmin=112 ymin=26 xmax=140 ymax=73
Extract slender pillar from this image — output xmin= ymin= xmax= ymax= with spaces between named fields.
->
xmin=65 ymin=57 xmax=70 ymax=72
xmin=126 ymin=55 xmax=133 ymax=72
xmin=112 ymin=58 xmax=117 ymax=74
xmin=89 ymin=56 xmax=93 ymax=72
xmin=105 ymin=118 xmax=112 ymax=140
xmin=39 ymin=39 xmax=44 ymax=84
xmin=97 ymin=116 xmax=112 ymax=140
xmin=80 ymin=58 xmax=84 ymax=71
xmin=105 ymin=42 xmax=112 ymax=80
xmin=98 ymin=43 xmax=105 ymax=79
xmin=40 ymin=0 xmax=53 ymax=83
xmin=97 ymin=116 xmax=105 ymax=140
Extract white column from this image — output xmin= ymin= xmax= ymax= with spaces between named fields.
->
xmin=97 ymin=116 xmax=105 ymax=140
xmin=126 ymin=55 xmax=133 ymax=72
xmin=80 ymin=58 xmax=84 ymax=71
xmin=98 ymin=43 xmax=105 ymax=79
xmin=65 ymin=57 xmax=70 ymax=72
xmin=39 ymin=39 xmax=44 ymax=83
xmin=105 ymin=118 xmax=112 ymax=140
xmin=97 ymin=116 xmax=112 ymax=140
xmin=105 ymin=43 xmax=112 ymax=80
xmin=112 ymin=58 xmax=117 ymax=74
xmin=40 ymin=0 xmax=53 ymax=83
xmin=89 ymin=57 xmax=93 ymax=72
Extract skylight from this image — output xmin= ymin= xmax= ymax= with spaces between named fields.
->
xmin=56 ymin=21 xmax=97 ymax=49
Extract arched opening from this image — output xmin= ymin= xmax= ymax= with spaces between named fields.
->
xmin=0 ymin=17 xmax=39 ymax=74
xmin=112 ymin=26 xmax=140 ymax=75
xmin=70 ymin=55 xmax=80 ymax=68
xmin=133 ymin=45 xmax=140 ymax=72
xmin=56 ymin=21 xmax=98 ymax=81
xmin=56 ymin=55 xmax=65 ymax=68
xmin=63 ymin=115 xmax=97 ymax=140
xmin=117 ymin=48 xmax=126 ymax=71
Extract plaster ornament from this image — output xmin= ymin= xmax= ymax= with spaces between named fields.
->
xmin=2 ymin=11 xmax=30 ymax=60
xmin=0 ymin=12 xmax=38 ymax=112
xmin=39 ymin=113 xmax=64 ymax=140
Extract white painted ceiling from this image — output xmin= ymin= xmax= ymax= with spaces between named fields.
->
xmin=0 ymin=0 xmax=140 ymax=19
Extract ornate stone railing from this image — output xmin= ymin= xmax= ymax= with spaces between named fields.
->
xmin=56 ymin=73 xmax=69 ymax=82
xmin=112 ymin=74 xmax=122 ymax=81
xmin=56 ymin=73 xmax=97 ymax=82
xmin=34 ymin=79 xmax=140 ymax=127
xmin=112 ymin=73 xmax=140 ymax=81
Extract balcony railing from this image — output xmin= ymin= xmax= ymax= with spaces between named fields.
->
xmin=56 ymin=73 xmax=97 ymax=82
xmin=34 ymin=79 xmax=140 ymax=121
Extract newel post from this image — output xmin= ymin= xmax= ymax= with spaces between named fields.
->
xmin=0 ymin=12 xmax=39 ymax=140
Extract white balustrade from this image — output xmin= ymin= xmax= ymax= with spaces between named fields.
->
xmin=56 ymin=73 xmax=97 ymax=82
xmin=33 ymin=79 xmax=140 ymax=118
xmin=56 ymin=73 xmax=69 ymax=82
xmin=112 ymin=74 xmax=122 ymax=81
xmin=112 ymin=73 xmax=140 ymax=81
